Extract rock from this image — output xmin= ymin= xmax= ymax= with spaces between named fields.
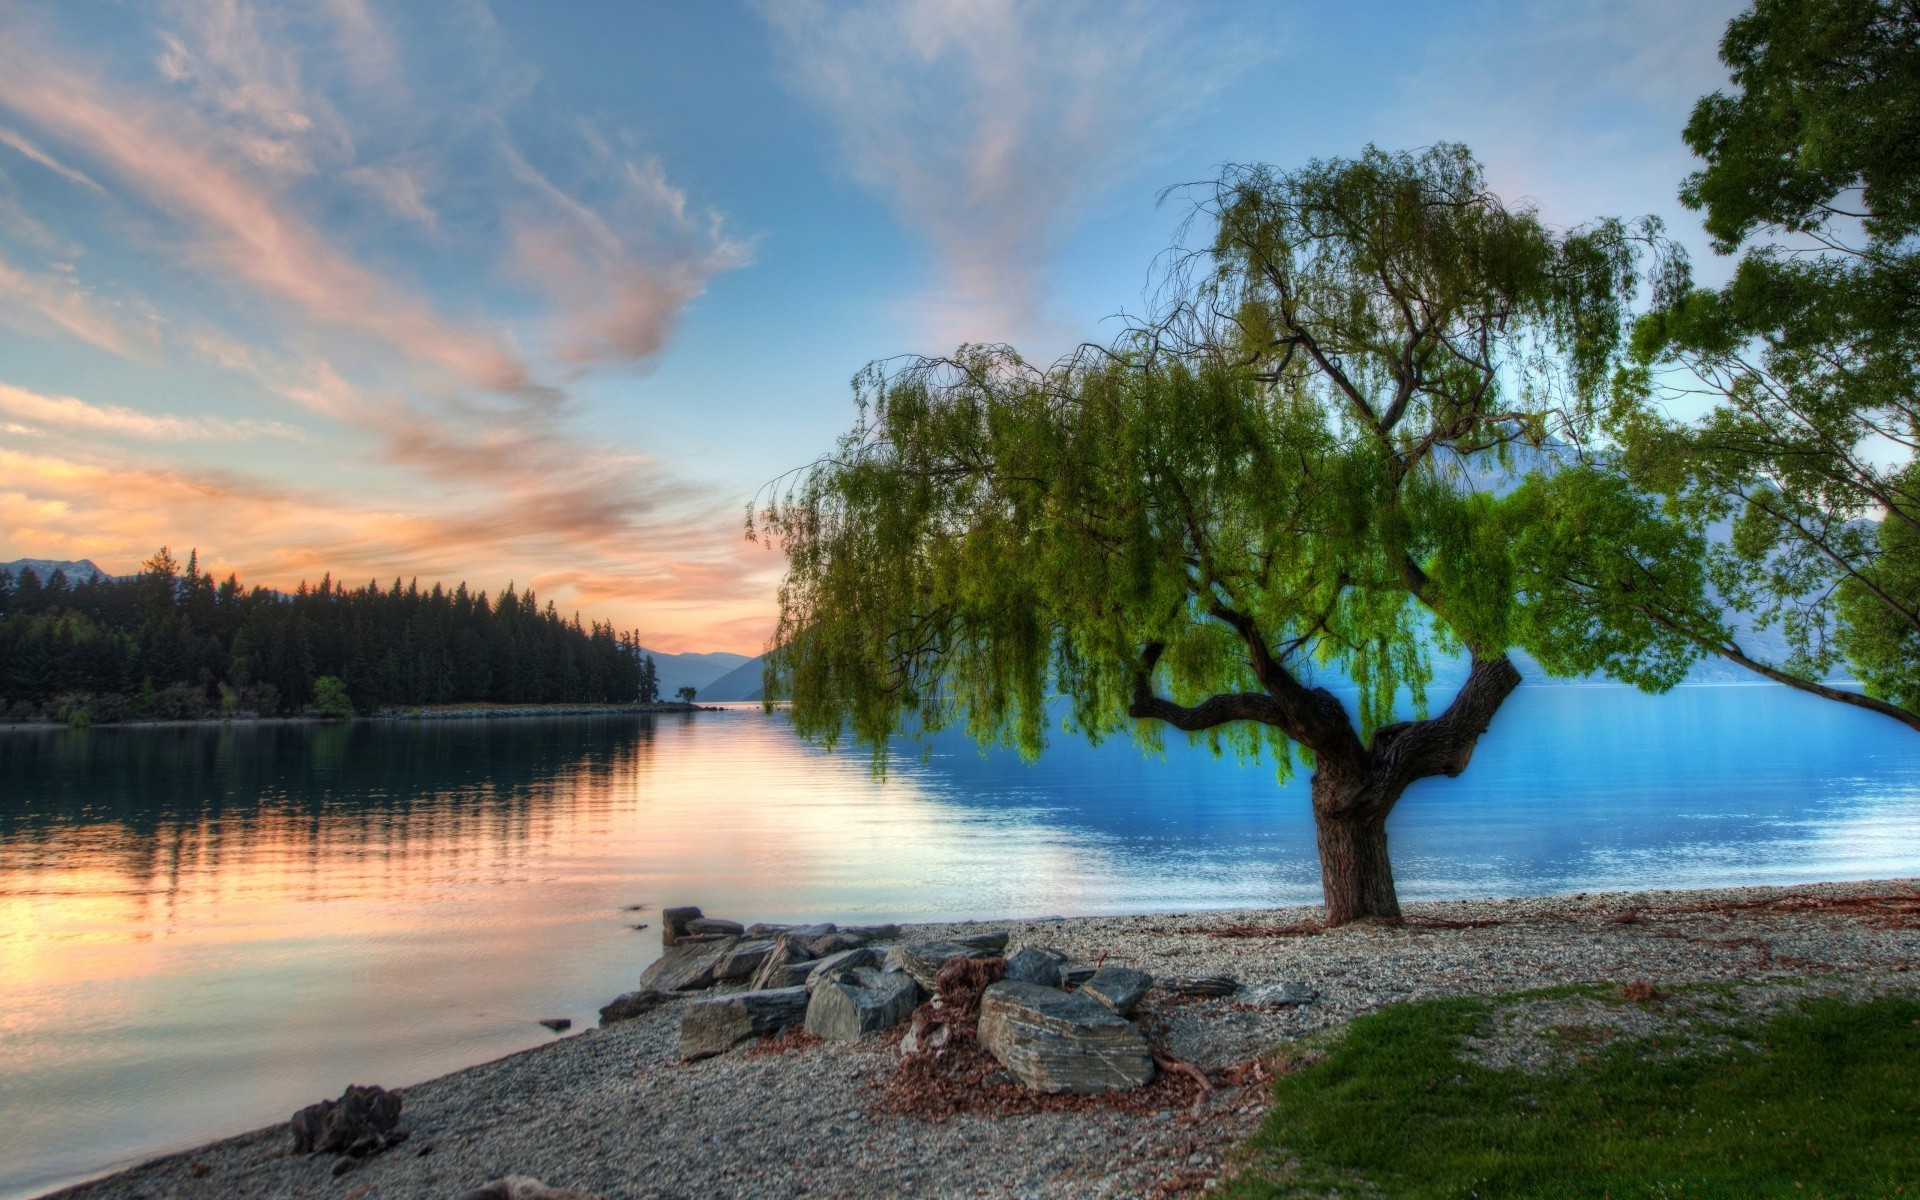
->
xmin=785 ymin=922 xmax=837 ymax=940
xmin=685 ymin=917 xmax=746 ymax=937
xmin=289 ymin=1084 xmax=403 ymax=1155
xmin=953 ymin=930 xmax=1011 ymax=954
xmin=678 ymin=987 xmax=811 ymax=1060
xmin=331 ymin=1155 xmax=363 ymax=1178
xmin=839 ymin=923 xmax=901 ymax=942
xmin=452 ymin=1177 xmax=603 ymax=1200
xmin=713 ymin=939 xmax=776 ymax=983
xmin=1003 ymin=947 xmax=1065 ymax=987
xmin=638 ymin=936 xmax=739 ymax=992
xmin=748 ymin=934 xmax=818 ymax=990
xmin=1079 ymin=967 xmax=1153 ymax=1016
xmin=597 ymin=989 xmax=675 ymax=1024
xmin=745 ymin=922 xmax=793 ymax=937
xmin=1243 ymin=982 xmax=1319 ymax=1007
xmin=1161 ymin=975 xmax=1240 ymax=997
xmin=977 ymin=981 xmax=1155 ymax=1094
xmin=883 ymin=939 xmax=1002 ymax=990
xmin=661 ymin=905 xmax=702 ymax=946
xmin=628 ymin=923 xmax=649 ymax=931
xmin=805 ymin=968 xmax=920 ymax=1040
xmin=805 ymin=932 xmax=864 ymax=957
xmin=805 ymin=946 xmax=880 ymax=992
xmin=537 ymin=1017 xmax=572 ymax=1032
xmin=1061 ymin=964 xmax=1097 ymax=989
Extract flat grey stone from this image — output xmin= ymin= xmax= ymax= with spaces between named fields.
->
xmin=804 ymin=946 xmax=880 ymax=992
xmin=684 ymin=917 xmax=745 ymax=937
xmin=638 ymin=937 xmax=739 ymax=992
xmin=1061 ymin=964 xmax=1097 ymax=989
xmin=785 ymin=922 xmax=837 ymax=940
xmin=884 ymin=939 xmax=1000 ymax=990
xmin=597 ymin=989 xmax=676 ymax=1024
xmin=1079 ymin=967 xmax=1153 ymax=1016
xmin=677 ymin=986 xmax=810 ymax=1060
xmin=745 ymin=923 xmax=793 ymax=937
xmin=1243 ymin=982 xmax=1319 ymax=1007
xmin=977 ymin=981 xmax=1154 ymax=1094
xmin=805 ymin=932 xmax=864 ymax=957
xmin=804 ymin=968 xmax=919 ymax=1041
xmin=712 ymin=939 xmax=775 ymax=983
xmin=839 ymin=923 xmax=901 ymax=943
xmin=1160 ymin=975 xmax=1239 ymax=997
xmin=1003 ymin=947 xmax=1064 ymax=988
xmin=952 ymin=930 xmax=1010 ymax=954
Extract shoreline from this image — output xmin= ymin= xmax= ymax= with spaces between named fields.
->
xmin=0 ymin=701 xmax=731 ymax=733
xmin=38 ymin=876 xmax=1920 ymax=1200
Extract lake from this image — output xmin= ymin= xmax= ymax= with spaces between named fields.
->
xmin=2 ymin=684 xmax=1918 ymax=1198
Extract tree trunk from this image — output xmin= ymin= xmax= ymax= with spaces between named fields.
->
xmin=1311 ymin=774 xmax=1403 ymax=924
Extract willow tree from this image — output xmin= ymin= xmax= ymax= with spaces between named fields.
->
xmin=759 ymin=146 xmax=1705 ymax=923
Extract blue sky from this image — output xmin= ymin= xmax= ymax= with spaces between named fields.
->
xmin=0 ymin=0 xmax=1742 ymax=651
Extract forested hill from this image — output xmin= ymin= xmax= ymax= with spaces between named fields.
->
xmin=0 ymin=549 xmax=660 ymax=723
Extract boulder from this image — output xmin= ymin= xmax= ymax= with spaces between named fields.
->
xmin=883 ymin=939 xmax=1001 ymax=990
xmin=537 ymin=1017 xmax=571 ymax=1032
xmin=1243 ymin=982 xmax=1320 ymax=1007
xmin=452 ymin=1177 xmax=603 ymax=1200
xmin=747 ymin=934 xmax=817 ymax=990
xmin=678 ymin=987 xmax=811 ymax=1060
xmin=1079 ymin=967 xmax=1153 ymax=1016
xmin=804 ymin=946 xmax=879 ymax=992
xmin=746 ymin=923 xmax=793 ymax=937
xmin=839 ymin=923 xmax=901 ymax=943
xmin=597 ymin=989 xmax=675 ymax=1024
xmin=1060 ymin=964 xmax=1097 ymax=990
xmin=805 ymin=968 xmax=920 ymax=1041
xmin=638 ymin=937 xmax=739 ymax=992
xmin=805 ymin=932 xmax=864 ymax=957
xmin=1160 ymin=975 xmax=1239 ymax=998
xmin=289 ymin=1084 xmax=404 ymax=1156
xmin=661 ymin=905 xmax=702 ymax=946
xmin=977 ymin=981 xmax=1154 ymax=1094
xmin=713 ymin=939 xmax=776 ymax=983
xmin=685 ymin=917 xmax=746 ymax=938
xmin=786 ymin=922 xmax=837 ymax=941
xmin=1002 ymin=947 xmax=1064 ymax=987
xmin=952 ymin=930 xmax=1011 ymax=954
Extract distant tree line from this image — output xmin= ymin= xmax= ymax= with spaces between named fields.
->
xmin=0 ymin=548 xmax=660 ymax=724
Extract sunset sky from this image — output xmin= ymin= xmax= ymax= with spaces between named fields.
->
xmin=0 ymin=0 xmax=1742 ymax=653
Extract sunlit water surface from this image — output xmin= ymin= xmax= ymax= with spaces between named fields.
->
xmin=2 ymin=685 xmax=1917 ymax=1197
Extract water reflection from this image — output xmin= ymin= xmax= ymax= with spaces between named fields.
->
xmin=1 ymin=685 xmax=1917 ymax=1198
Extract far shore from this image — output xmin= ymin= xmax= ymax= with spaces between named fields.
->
xmin=42 ymin=877 xmax=1920 ymax=1200
xmin=0 ymin=700 xmax=733 ymax=733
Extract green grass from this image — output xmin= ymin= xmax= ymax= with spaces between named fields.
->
xmin=1220 ymin=991 xmax=1920 ymax=1198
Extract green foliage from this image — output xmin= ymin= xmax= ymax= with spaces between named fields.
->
xmin=676 ymin=685 xmax=697 ymax=703
xmin=1613 ymin=0 xmax=1920 ymax=726
xmin=308 ymin=675 xmax=353 ymax=719
xmin=762 ymin=145 xmax=1696 ymax=771
xmin=1223 ymin=991 xmax=1920 ymax=1197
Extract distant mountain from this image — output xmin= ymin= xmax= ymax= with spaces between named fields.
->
xmin=1 ymin=558 xmax=114 ymax=583
xmin=641 ymin=648 xmax=753 ymax=699
xmin=698 ymin=655 xmax=766 ymax=702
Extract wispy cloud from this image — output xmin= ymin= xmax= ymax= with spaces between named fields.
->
xmin=0 ymin=123 xmax=107 ymax=193
xmin=0 ymin=379 xmax=302 ymax=441
xmin=0 ymin=254 xmax=157 ymax=359
xmin=761 ymin=0 xmax=1229 ymax=344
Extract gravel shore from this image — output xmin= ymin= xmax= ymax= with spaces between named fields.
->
xmin=49 ymin=879 xmax=1920 ymax=1200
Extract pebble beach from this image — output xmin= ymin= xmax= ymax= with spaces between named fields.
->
xmin=46 ymin=878 xmax=1920 ymax=1200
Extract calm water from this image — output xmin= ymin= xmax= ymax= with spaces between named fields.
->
xmin=2 ymin=685 xmax=1918 ymax=1197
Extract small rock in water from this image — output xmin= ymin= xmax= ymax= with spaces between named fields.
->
xmin=597 ymin=989 xmax=676 ymax=1024
xmin=805 ymin=946 xmax=880 ymax=992
xmin=289 ymin=1084 xmax=404 ymax=1156
xmin=1161 ymin=975 xmax=1240 ymax=998
xmin=805 ymin=967 xmax=919 ymax=1041
xmin=452 ymin=1177 xmax=604 ymax=1200
xmin=628 ymin=922 xmax=650 ymax=931
xmin=1243 ymin=981 xmax=1319 ymax=1008
xmin=678 ymin=987 xmax=811 ymax=1060
xmin=1079 ymin=967 xmax=1153 ymax=1016
xmin=638 ymin=937 xmax=739 ymax=992
xmin=621 ymin=904 xmax=648 ymax=912
xmin=977 ymin=981 xmax=1154 ymax=1094
xmin=685 ymin=917 xmax=746 ymax=937
xmin=537 ymin=1017 xmax=572 ymax=1032
xmin=660 ymin=905 xmax=702 ymax=946
xmin=1003 ymin=947 xmax=1065 ymax=988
